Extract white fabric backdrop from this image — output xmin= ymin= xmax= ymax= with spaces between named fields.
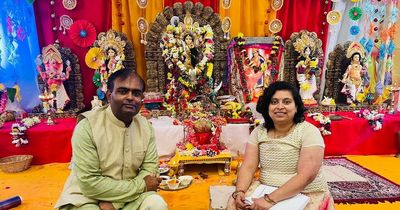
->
xmin=150 ymin=116 xmax=250 ymax=157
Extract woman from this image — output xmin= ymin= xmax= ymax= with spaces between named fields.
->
xmin=228 ymin=81 xmax=335 ymax=210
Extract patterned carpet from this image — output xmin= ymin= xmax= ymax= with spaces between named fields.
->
xmin=324 ymin=157 xmax=400 ymax=204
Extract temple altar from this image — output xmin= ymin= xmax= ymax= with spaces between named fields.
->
xmin=0 ymin=112 xmax=399 ymax=165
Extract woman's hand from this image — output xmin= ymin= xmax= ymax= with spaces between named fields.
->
xmin=234 ymin=191 xmax=250 ymax=209
xmin=249 ymin=197 xmax=273 ymax=210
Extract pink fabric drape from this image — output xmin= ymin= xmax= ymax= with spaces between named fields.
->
xmin=276 ymin=0 xmax=331 ymax=51
xmin=164 ymin=0 xmax=219 ymax=12
xmin=34 ymin=0 xmax=112 ymax=109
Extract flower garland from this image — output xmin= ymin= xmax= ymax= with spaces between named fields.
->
xmin=160 ymin=23 xmax=215 ymax=95
xmin=227 ymin=33 xmax=249 ymax=101
xmin=10 ymin=116 xmax=40 ymax=147
xmin=354 ymin=109 xmax=384 ymax=131
xmin=307 ymin=113 xmax=332 ymax=135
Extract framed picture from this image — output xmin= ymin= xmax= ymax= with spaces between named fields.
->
xmin=226 ymin=37 xmax=284 ymax=103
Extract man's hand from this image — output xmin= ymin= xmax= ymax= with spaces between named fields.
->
xmin=144 ymin=174 xmax=160 ymax=192
xmin=99 ymin=201 xmax=116 ymax=210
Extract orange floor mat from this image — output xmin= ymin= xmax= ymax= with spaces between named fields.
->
xmin=1 ymin=156 xmax=400 ymax=210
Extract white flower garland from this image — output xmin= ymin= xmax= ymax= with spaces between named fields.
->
xmin=354 ymin=109 xmax=384 ymax=131
xmin=307 ymin=113 xmax=332 ymax=135
xmin=10 ymin=116 xmax=40 ymax=147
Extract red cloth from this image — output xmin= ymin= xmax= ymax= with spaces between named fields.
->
xmin=276 ymin=0 xmax=331 ymax=52
xmin=1 ymin=112 xmax=399 ymax=165
xmin=306 ymin=112 xmax=400 ymax=156
xmin=164 ymin=0 xmax=219 ymax=12
xmin=0 ymin=118 xmax=77 ymax=165
xmin=33 ymin=0 xmax=112 ymax=108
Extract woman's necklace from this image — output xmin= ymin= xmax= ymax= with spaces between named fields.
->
xmin=273 ymin=123 xmax=295 ymax=139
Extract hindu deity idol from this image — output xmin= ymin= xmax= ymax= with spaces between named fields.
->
xmin=293 ymin=34 xmax=320 ymax=106
xmin=36 ymin=44 xmax=71 ymax=110
xmin=340 ymin=42 xmax=369 ymax=105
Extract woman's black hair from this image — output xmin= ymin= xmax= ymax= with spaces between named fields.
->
xmin=256 ymin=81 xmax=305 ymax=130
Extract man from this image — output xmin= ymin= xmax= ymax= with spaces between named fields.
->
xmin=55 ymin=69 xmax=167 ymax=210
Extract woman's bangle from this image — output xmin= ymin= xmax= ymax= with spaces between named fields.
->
xmin=231 ymin=190 xmax=245 ymax=199
xmin=263 ymin=194 xmax=277 ymax=205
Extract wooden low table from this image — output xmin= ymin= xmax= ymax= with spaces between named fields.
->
xmin=168 ymin=151 xmax=232 ymax=175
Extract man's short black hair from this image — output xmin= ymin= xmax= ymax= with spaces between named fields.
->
xmin=106 ymin=68 xmax=146 ymax=92
xmin=256 ymin=81 xmax=306 ymax=130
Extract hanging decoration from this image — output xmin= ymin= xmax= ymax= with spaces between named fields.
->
xmin=137 ymin=17 xmax=149 ymax=45
xmin=349 ymin=6 xmax=363 ymax=21
xmin=69 ymin=20 xmax=97 ymax=47
xmin=267 ymin=1 xmax=283 ymax=36
xmin=62 ymin=0 xmax=77 ymax=10
xmin=3 ymin=0 xmax=31 ymax=65
xmin=221 ymin=17 xmax=232 ymax=39
xmin=85 ymin=47 xmax=105 ymax=69
xmin=350 ymin=25 xmax=360 ymax=35
xmin=269 ymin=19 xmax=283 ymax=34
xmin=49 ymin=0 xmax=57 ymax=32
xmin=271 ymin=0 xmax=284 ymax=11
xmin=221 ymin=0 xmax=231 ymax=9
xmin=59 ymin=15 xmax=73 ymax=35
xmin=136 ymin=0 xmax=148 ymax=45
xmin=136 ymin=0 xmax=147 ymax=8
xmin=326 ymin=10 xmax=342 ymax=25
xmin=221 ymin=0 xmax=231 ymax=39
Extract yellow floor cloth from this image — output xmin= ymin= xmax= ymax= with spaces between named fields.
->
xmin=0 ymin=156 xmax=399 ymax=210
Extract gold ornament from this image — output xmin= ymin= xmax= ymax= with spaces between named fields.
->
xmin=269 ymin=19 xmax=282 ymax=34
xmin=136 ymin=0 xmax=148 ymax=8
xmin=271 ymin=0 xmax=284 ymax=11
xmin=222 ymin=0 xmax=231 ymax=9
xmin=95 ymin=30 xmax=126 ymax=60
xmin=221 ymin=17 xmax=231 ymax=39
xmin=327 ymin=10 xmax=341 ymax=25
xmin=137 ymin=17 xmax=149 ymax=45
xmin=346 ymin=42 xmax=366 ymax=59
xmin=293 ymin=33 xmax=316 ymax=55
xmin=62 ymin=0 xmax=77 ymax=10
xmin=42 ymin=44 xmax=62 ymax=63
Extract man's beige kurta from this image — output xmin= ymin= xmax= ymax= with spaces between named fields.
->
xmin=55 ymin=106 xmax=159 ymax=209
